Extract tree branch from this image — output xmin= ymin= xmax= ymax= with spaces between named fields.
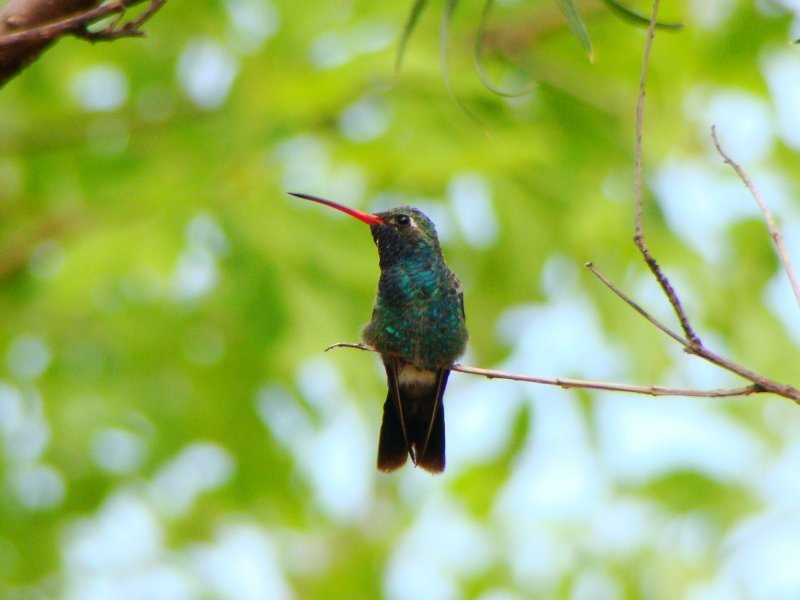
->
xmin=324 ymin=343 xmax=765 ymax=399
xmin=74 ymin=0 xmax=165 ymax=41
xmin=584 ymin=263 xmax=800 ymax=403
xmin=0 ymin=0 xmax=96 ymax=85
xmin=0 ymin=0 xmax=166 ymax=87
xmin=577 ymin=0 xmax=800 ymax=406
xmin=632 ymin=0 xmax=701 ymax=348
xmin=585 ymin=261 xmax=687 ymax=345
xmin=710 ymin=124 xmax=800 ymax=311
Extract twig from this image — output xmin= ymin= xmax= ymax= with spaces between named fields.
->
xmin=0 ymin=0 xmax=96 ymax=86
xmin=0 ymin=0 xmax=164 ymax=48
xmin=614 ymin=1 xmax=800 ymax=404
xmin=585 ymin=263 xmax=800 ymax=403
xmin=324 ymin=342 xmax=764 ymax=399
xmin=633 ymin=0 xmax=656 ymax=241
xmin=711 ymin=125 xmax=800 ymax=311
xmin=585 ymin=262 xmax=686 ymax=345
xmin=632 ymin=0 xmax=702 ymax=348
xmin=80 ymin=0 xmax=165 ymax=41
xmin=0 ymin=0 xmax=166 ymax=86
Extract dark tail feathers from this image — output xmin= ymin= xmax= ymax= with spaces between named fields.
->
xmin=377 ymin=386 xmax=446 ymax=474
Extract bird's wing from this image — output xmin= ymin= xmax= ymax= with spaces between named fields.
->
xmin=385 ymin=357 xmax=415 ymax=465
xmin=417 ymin=368 xmax=449 ymax=471
xmin=455 ymin=276 xmax=466 ymax=320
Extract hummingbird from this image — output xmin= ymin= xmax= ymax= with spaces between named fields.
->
xmin=290 ymin=192 xmax=468 ymax=473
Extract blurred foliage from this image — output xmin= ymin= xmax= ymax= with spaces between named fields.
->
xmin=1 ymin=0 xmax=799 ymax=598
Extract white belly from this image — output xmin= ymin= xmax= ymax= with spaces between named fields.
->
xmin=398 ymin=364 xmax=437 ymax=386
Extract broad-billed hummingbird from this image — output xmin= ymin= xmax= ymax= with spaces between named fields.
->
xmin=290 ymin=193 xmax=468 ymax=473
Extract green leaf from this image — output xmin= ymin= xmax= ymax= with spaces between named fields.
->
xmin=555 ymin=0 xmax=594 ymax=62
xmin=601 ymin=0 xmax=683 ymax=30
xmin=441 ymin=0 xmax=485 ymax=128
xmin=395 ymin=0 xmax=431 ymax=72
xmin=473 ymin=0 xmax=536 ymax=97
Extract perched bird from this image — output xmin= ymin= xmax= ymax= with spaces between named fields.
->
xmin=290 ymin=192 xmax=468 ymax=473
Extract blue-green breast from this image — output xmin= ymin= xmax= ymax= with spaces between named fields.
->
xmin=361 ymin=207 xmax=467 ymax=369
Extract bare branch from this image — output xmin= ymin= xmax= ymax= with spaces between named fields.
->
xmin=632 ymin=0 xmax=701 ymax=348
xmin=324 ymin=343 xmax=765 ymax=399
xmin=452 ymin=363 xmax=761 ymax=398
xmin=611 ymin=1 xmax=800 ymax=404
xmin=0 ymin=0 xmax=96 ymax=85
xmin=711 ymin=125 xmax=800 ymax=311
xmin=585 ymin=264 xmax=800 ymax=402
xmin=0 ymin=0 xmax=166 ymax=86
xmin=74 ymin=0 xmax=165 ymax=42
xmin=633 ymin=0 xmax=658 ymax=241
xmin=0 ymin=0 xmax=162 ymax=46
xmin=585 ymin=262 xmax=687 ymax=345
xmin=635 ymin=243 xmax=703 ymax=348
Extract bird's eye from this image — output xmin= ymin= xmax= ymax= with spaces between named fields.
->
xmin=396 ymin=214 xmax=411 ymax=227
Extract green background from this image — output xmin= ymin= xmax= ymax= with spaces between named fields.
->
xmin=1 ymin=0 xmax=799 ymax=598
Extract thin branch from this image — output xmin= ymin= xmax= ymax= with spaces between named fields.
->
xmin=633 ymin=0 xmax=657 ymax=241
xmin=0 ymin=0 xmax=165 ymax=87
xmin=0 ymin=0 xmax=98 ymax=86
xmin=711 ymin=125 xmax=800 ymax=311
xmin=585 ymin=262 xmax=687 ymax=345
xmin=613 ymin=1 xmax=800 ymax=404
xmin=632 ymin=0 xmax=701 ymax=348
xmin=584 ymin=264 xmax=800 ymax=403
xmin=78 ymin=0 xmax=165 ymax=41
xmin=636 ymin=244 xmax=702 ymax=346
xmin=0 ymin=0 xmax=164 ymax=48
xmin=324 ymin=343 xmax=764 ymax=399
